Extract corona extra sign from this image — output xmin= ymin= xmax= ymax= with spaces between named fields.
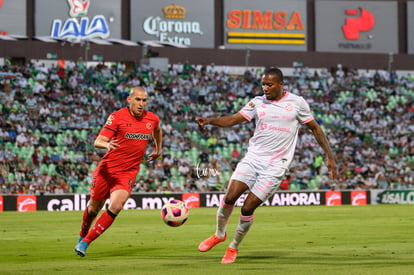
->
xmin=142 ymin=3 xmax=203 ymax=46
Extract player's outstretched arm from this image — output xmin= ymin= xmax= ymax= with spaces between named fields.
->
xmin=196 ymin=113 xmax=247 ymax=129
xmin=148 ymin=127 xmax=162 ymax=161
xmin=94 ymin=135 xmax=120 ymax=151
xmin=305 ymin=120 xmax=338 ymax=181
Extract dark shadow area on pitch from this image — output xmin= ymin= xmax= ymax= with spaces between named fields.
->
xmin=87 ymin=247 xmax=161 ymax=258
xmin=241 ymin=250 xmax=285 ymax=261
xmin=261 ymin=251 xmax=414 ymax=267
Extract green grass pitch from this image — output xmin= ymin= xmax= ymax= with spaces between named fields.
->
xmin=0 ymin=205 xmax=413 ymax=274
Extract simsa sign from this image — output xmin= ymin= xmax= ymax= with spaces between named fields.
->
xmin=223 ymin=0 xmax=307 ymax=51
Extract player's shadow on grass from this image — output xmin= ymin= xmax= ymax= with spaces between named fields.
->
xmin=94 ymin=247 xmax=161 ymax=258
xmin=241 ymin=250 xmax=284 ymax=261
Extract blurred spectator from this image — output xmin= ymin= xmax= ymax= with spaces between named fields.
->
xmin=50 ymin=151 xmax=61 ymax=163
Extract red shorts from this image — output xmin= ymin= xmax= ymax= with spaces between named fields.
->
xmin=90 ymin=168 xmax=136 ymax=201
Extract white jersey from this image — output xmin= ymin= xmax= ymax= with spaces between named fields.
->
xmin=239 ymin=92 xmax=314 ymax=169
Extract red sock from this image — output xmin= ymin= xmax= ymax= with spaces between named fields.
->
xmin=79 ymin=209 xmax=97 ymax=238
xmin=83 ymin=210 xmax=117 ymax=245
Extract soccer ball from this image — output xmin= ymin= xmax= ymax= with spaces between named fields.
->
xmin=161 ymin=199 xmax=189 ymax=227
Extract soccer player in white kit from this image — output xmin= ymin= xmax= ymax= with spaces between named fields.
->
xmin=196 ymin=67 xmax=337 ymax=264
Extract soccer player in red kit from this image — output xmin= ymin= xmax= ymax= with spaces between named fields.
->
xmin=74 ymin=86 xmax=162 ymax=257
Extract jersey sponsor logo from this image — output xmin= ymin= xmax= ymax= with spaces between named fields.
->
xmin=146 ymin=122 xmax=152 ymax=130
xmin=285 ymin=103 xmax=293 ymax=111
xmin=342 ymin=8 xmax=375 ymax=40
xmin=282 ymin=115 xmax=294 ymax=120
xmin=125 ymin=133 xmax=151 ymax=140
xmin=105 ymin=115 xmax=115 ymax=125
xmin=259 ymin=111 xmax=266 ymax=119
xmin=260 ymin=123 xmax=290 ymax=133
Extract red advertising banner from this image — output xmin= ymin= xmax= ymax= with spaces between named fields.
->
xmin=351 ymin=190 xmax=367 ymax=206
xmin=325 ymin=191 xmax=342 ymax=206
xmin=0 ymin=195 xmax=3 ymax=212
xmin=17 ymin=195 xmax=37 ymax=212
xmin=182 ymin=192 xmax=200 ymax=208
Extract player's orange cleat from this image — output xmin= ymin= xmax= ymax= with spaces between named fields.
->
xmin=198 ymin=234 xmax=227 ymax=252
xmin=221 ymin=247 xmax=239 ymax=264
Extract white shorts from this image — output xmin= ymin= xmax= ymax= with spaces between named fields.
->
xmin=230 ymin=157 xmax=287 ymax=202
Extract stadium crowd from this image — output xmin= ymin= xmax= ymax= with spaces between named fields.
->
xmin=0 ymin=59 xmax=413 ymax=195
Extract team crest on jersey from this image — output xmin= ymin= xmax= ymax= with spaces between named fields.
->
xmin=248 ymin=101 xmax=255 ymax=108
xmin=285 ymin=103 xmax=293 ymax=111
xmin=106 ymin=115 xmax=115 ymax=125
xmin=146 ymin=122 xmax=152 ymax=130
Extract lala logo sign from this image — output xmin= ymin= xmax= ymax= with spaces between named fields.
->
xmin=51 ymin=0 xmax=110 ymax=40
xmin=69 ymin=0 xmax=90 ymax=17
xmin=0 ymin=195 xmax=3 ymax=212
xmin=17 ymin=195 xmax=37 ymax=212
xmin=342 ymin=8 xmax=375 ymax=40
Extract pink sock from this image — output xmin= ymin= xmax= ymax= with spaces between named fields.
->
xmin=216 ymin=200 xmax=234 ymax=239
xmin=229 ymin=214 xmax=254 ymax=249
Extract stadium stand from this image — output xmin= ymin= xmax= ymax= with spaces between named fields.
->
xmin=0 ymin=60 xmax=413 ymax=195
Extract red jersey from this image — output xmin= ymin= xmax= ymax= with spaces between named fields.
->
xmin=98 ymin=107 xmax=160 ymax=174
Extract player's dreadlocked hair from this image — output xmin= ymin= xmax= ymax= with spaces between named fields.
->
xmin=264 ymin=67 xmax=284 ymax=82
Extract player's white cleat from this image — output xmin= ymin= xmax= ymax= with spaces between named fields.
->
xmin=221 ymin=247 xmax=238 ymax=264
xmin=198 ymin=234 xmax=226 ymax=252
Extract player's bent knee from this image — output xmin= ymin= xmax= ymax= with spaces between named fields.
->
xmin=108 ymin=205 xmax=123 ymax=215
xmin=223 ymin=197 xmax=237 ymax=205
xmin=241 ymin=207 xmax=255 ymax=216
